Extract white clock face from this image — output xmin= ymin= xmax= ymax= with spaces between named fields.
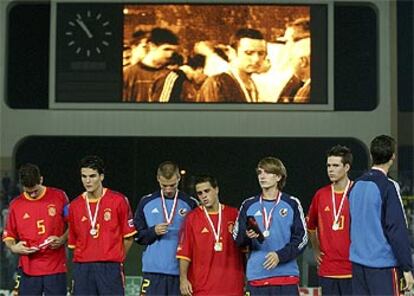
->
xmin=64 ymin=10 xmax=112 ymax=58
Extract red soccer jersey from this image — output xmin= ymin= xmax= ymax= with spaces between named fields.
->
xmin=68 ymin=188 xmax=137 ymax=262
xmin=2 ymin=187 xmax=68 ymax=276
xmin=176 ymin=205 xmax=245 ymax=296
xmin=307 ymin=184 xmax=352 ymax=277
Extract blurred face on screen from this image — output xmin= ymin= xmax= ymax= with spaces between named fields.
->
xmin=235 ymin=38 xmax=267 ymax=75
xmin=130 ymin=40 xmax=148 ymax=65
xmin=150 ymin=43 xmax=178 ymax=67
xmin=291 ymin=38 xmax=311 ymax=81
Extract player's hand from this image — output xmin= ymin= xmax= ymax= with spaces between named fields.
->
xmin=263 ymin=251 xmax=280 ymax=270
xmin=155 ymin=223 xmax=169 ymax=236
xmin=48 ymin=235 xmax=65 ymax=249
xmin=180 ymin=277 xmax=193 ymax=296
xmin=403 ymin=271 xmax=414 ymax=291
xmin=313 ymin=249 xmax=324 ymax=266
xmin=10 ymin=241 xmax=38 ymax=255
xmin=246 ymin=229 xmax=259 ymax=239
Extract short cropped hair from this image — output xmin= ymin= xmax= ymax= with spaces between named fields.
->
xmin=370 ymin=135 xmax=396 ymax=165
xmin=130 ymin=29 xmax=148 ymax=46
xmin=157 ymin=161 xmax=180 ymax=179
xmin=79 ymin=155 xmax=105 ymax=175
xmin=327 ymin=145 xmax=353 ymax=166
xmin=19 ymin=163 xmax=41 ymax=187
xmin=230 ymin=28 xmax=265 ymax=50
xmin=148 ymin=28 xmax=179 ymax=46
xmin=194 ymin=175 xmax=218 ymax=190
xmin=257 ymin=157 xmax=287 ymax=190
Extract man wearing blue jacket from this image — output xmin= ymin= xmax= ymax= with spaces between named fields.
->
xmin=349 ymin=135 xmax=414 ymax=295
xmin=233 ymin=156 xmax=308 ymax=295
xmin=134 ymin=161 xmax=198 ymax=295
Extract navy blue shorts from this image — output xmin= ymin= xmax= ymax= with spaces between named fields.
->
xmin=319 ymin=276 xmax=352 ymax=296
xmin=140 ymin=272 xmax=180 ymax=296
xmin=17 ymin=269 xmax=67 ymax=296
xmin=72 ymin=262 xmax=124 ymax=296
xmin=352 ymin=263 xmax=400 ymax=296
xmin=246 ymin=283 xmax=299 ymax=296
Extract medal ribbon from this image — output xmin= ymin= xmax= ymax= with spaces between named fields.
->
xmin=203 ymin=204 xmax=222 ymax=244
xmin=161 ymin=189 xmax=179 ymax=224
xmin=229 ymin=68 xmax=258 ymax=103
xmin=260 ymin=192 xmax=281 ymax=233
xmin=331 ymin=180 xmax=351 ymax=226
xmin=84 ymin=189 xmax=105 ymax=232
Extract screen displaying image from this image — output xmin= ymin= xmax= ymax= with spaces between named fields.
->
xmin=55 ymin=3 xmax=327 ymax=106
xmin=122 ymin=4 xmax=327 ymax=104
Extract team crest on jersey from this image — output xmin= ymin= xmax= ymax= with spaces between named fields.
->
xmin=23 ymin=213 xmax=30 ymax=219
xmin=227 ymin=222 xmax=234 ymax=233
xmin=48 ymin=205 xmax=57 ymax=217
xmin=104 ymin=209 xmax=112 ymax=221
xmin=279 ymin=208 xmax=288 ymax=217
xmin=81 ymin=216 xmax=88 ymax=222
xmin=178 ymin=208 xmax=188 ymax=217
xmin=324 ymin=206 xmax=330 ymax=212
xmin=201 ymin=227 xmax=209 ymax=233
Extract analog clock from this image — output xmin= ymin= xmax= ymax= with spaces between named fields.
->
xmin=64 ymin=9 xmax=113 ymax=58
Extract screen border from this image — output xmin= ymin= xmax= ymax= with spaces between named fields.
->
xmin=49 ymin=0 xmax=334 ymax=111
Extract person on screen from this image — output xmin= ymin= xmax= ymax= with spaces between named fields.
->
xmin=197 ymin=28 xmax=267 ymax=103
xmin=123 ymin=29 xmax=149 ymax=68
xmin=233 ymin=157 xmax=308 ymax=296
xmin=2 ymin=163 xmax=69 ymax=296
xmin=134 ymin=161 xmax=198 ymax=295
xmin=278 ymin=37 xmax=311 ymax=103
xmin=307 ymin=145 xmax=353 ymax=295
xmin=177 ymin=175 xmax=245 ymax=296
xmin=68 ymin=155 xmax=137 ymax=295
xmin=123 ymin=28 xmax=182 ymax=102
xmin=253 ymin=17 xmax=310 ymax=103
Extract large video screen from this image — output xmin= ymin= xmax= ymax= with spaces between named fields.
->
xmin=54 ymin=3 xmax=327 ymax=106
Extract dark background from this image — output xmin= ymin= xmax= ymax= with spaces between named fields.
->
xmin=14 ymin=136 xmax=369 ymax=213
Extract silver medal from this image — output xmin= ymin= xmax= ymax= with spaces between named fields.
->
xmin=332 ymin=223 xmax=339 ymax=231
xmin=263 ymin=230 xmax=270 ymax=237
xmin=90 ymin=228 xmax=97 ymax=236
xmin=214 ymin=242 xmax=223 ymax=252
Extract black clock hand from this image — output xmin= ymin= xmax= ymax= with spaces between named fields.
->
xmin=75 ymin=19 xmax=93 ymax=38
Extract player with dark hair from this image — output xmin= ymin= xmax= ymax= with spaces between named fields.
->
xmin=198 ymin=28 xmax=267 ymax=102
xmin=125 ymin=29 xmax=149 ymax=67
xmin=233 ymin=157 xmax=307 ymax=295
xmin=307 ymin=145 xmax=353 ymax=295
xmin=68 ymin=155 xmax=137 ymax=295
xmin=349 ymin=135 xmax=414 ymax=295
xmin=177 ymin=175 xmax=245 ymax=296
xmin=134 ymin=161 xmax=198 ymax=296
xmin=2 ymin=163 xmax=69 ymax=295
xmin=123 ymin=27 xmax=183 ymax=102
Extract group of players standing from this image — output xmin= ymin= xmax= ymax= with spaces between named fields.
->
xmin=2 ymin=135 xmax=414 ymax=296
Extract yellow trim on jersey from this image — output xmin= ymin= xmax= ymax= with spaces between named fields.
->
xmin=123 ymin=230 xmax=137 ymax=238
xmin=82 ymin=188 xmax=107 ymax=203
xmin=198 ymin=204 xmax=225 ymax=215
xmin=2 ymin=237 xmax=16 ymax=242
xmin=68 ymin=244 xmax=76 ymax=249
xmin=23 ymin=186 xmax=47 ymax=201
xmin=324 ymin=274 xmax=352 ymax=279
xmin=176 ymin=255 xmax=191 ymax=262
